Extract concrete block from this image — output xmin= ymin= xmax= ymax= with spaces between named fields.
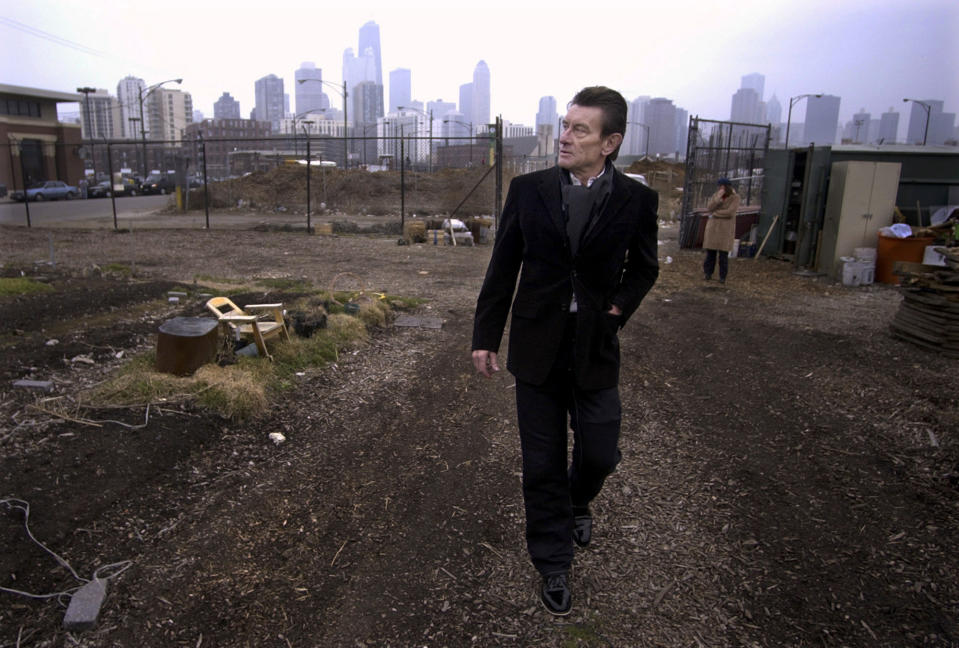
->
xmin=63 ymin=578 xmax=107 ymax=631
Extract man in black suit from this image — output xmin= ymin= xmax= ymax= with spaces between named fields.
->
xmin=471 ymin=86 xmax=659 ymax=615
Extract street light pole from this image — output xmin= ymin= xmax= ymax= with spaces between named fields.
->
xmin=443 ymin=118 xmax=473 ymax=167
xmin=902 ymin=98 xmax=932 ymax=146
xmin=784 ymin=93 xmax=822 ymax=150
xmin=77 ymin=86 xmax=97 ymax=182
xmin=302 ymin=121 xmax=314 ymax=233
xmin=296 ymin=79 xmax=348 ymax=168
xmin=137 ymin=78 xmax=182 ymax=178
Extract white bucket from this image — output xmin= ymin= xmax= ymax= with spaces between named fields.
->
xmin=854 ymin=247 xmax=877 ymax=263
xmin=860 ymin=263 xmax=875 ymax=285
xmin=842 ymin=259 xmax=862 ymax=286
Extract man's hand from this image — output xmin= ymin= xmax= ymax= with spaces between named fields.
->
xmin=608 ymin=304 xmax=622 ymax=316
xmin=472 ymin=349 xmax=500 ymax=378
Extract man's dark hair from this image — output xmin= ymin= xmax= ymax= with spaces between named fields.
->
xmin=570 ymin=86 xmax=628 ymax=161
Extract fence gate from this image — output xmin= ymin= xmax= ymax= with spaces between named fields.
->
xmin=679 ymin=117 xmax=771 ymax=248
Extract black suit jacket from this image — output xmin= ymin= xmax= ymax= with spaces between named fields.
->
xmin=472 ymin=165 xmax=659 ymax=389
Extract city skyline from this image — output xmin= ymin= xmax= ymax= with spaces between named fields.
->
xmin=2 ymin=0 xmax=956 ymax=137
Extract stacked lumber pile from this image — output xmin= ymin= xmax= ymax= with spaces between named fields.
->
xmin=890 ymin=247 xmax=959 ymax=358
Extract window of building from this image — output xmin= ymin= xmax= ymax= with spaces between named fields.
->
xmin=1 ymin=98 xmax=42 ymax=117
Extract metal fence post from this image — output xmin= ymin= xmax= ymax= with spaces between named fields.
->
xmin=106 ymin=141 xmax=117 ymax=230
xmin=200 ymin=134 xmax=210 ymax=229
xmin=15 ymin=140 xmax=32 ymax=228
xmin=305 ymin=134 xmax=312 ymax=233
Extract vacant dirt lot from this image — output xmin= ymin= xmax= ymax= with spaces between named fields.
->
xmin=1 ymin=219 xmax=956 ymax=647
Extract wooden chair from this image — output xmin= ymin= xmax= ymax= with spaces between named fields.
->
xmin=206 ymin=297 xmax=290 ymax=360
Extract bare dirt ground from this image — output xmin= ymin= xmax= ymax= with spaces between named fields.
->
xmin=1 ymin=220 xmax=957 ymax=648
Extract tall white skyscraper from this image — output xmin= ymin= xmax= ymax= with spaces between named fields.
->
xmin=389 ymin=68 xmax=411 ymax=113
xmin=117 ymin=75 xmax=145 ymax=139
xmin=295 ymin=62 xmax=329 ymax=115
xmin=471 ymin=61 xmax=490 ymax=131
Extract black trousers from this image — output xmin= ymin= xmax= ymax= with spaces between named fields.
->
xmin=703 ymin=248 xmax=729 ymax=281
xmin=514 ymin=316 xmax=622 ymax=575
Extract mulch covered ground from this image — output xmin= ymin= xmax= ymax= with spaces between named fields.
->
xmin=1 ymin=222 xmax=956 ymax=647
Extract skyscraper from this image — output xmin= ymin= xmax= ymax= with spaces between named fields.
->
xmin=878 ymin=108 xmax=899 ymax=144
xmin=765 ymin=94 xmax=782 ymax=126
xmin=358 ymin=21 xmax=382 ymax=87
xmin=214 ymin=92 xmax=241 ymax=120
xmin=624 ymin=96 xmax=650 ymax=157
xmin=906 ymin=99 xmax=955 ymax=145
xmin=117 ymin=75 xmax=145 ymax=139
xmin=646 ymin=98 xmax=677 ymax=157
xmin=849 ymin=108 xmax=871 ymax=143
xmin=427 ymin=100 xmax=456 ymax=120
xmin=741 ymin=73 xmax=765 ymax=100
xmin=459 ymin=82 xmax=473 ymax=130
xmin=254 ymin=74 xmax=285 ymax=132
xmin=295 ymin=62 xmax=329 ymax=116
xmin=144 ymin=88 xmax=193 ymax=142
xmin=803 ymin=94 xmax=841 ymax=146
xmin=471 ymin=61 xmax=490 ymax=132
xmin=389 ymin=68 xmax=411 ymax=113
xmin=730 ymin=88 xmax=763 ymax=124
xmin=80 ymin=89 xmax=122 ymax=140
xmin=536 ymin=96 xmax=557 ymax=128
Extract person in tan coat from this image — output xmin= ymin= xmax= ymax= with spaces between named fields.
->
xmin=702 ymin=177 xmax=741 ymax=283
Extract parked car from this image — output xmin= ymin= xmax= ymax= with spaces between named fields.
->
xmin=141 ymin=174 xmax=175 ymax=195
xmin=10 ymin=180 xmax=80 ymax=202
xmin=88 ymin=180 xmax=113 ymax=198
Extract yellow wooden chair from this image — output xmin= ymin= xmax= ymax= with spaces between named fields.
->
xmin=205 ymin=297 xmax=290 ymax=360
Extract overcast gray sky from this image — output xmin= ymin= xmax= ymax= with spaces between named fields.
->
xmin=2 ymin=0 xmax=956 ymax=134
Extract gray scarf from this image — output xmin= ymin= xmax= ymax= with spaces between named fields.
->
xmin=561 ymin=162 xmax=614 ymax=256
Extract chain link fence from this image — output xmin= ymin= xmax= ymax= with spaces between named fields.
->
xmin=2 ymin=121 xmax=554 ymax=234
xmin=679 ymin=117 xmax=771 ymax=249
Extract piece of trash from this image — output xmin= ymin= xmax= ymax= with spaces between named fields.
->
xmin=13 ymin=380 xmax=54 ymax=392
xmin=115 ymin=351 xmax=125 ymax=359
xmin=71 ymin=355 xmax=95 ymax=365
xmin=46 ymin=339 xmax=59 ymax=346
xmin=665 ymin=256 xmax=673 ymax=264
xmin=295 ymin=371 xmax=305 ymax=377
xmin=269 ymin=432 xmax=286 ymax=445
xmin=168 ymin=297 xmax=180 ymax=303
xmin=418 ymin=270 xmax=429 ymax=275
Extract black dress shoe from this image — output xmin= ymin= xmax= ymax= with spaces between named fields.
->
xmin=541 ymin=572 xmax=572 ymax=616
xmin=573 ymin=515 xmax=593 ymax=548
